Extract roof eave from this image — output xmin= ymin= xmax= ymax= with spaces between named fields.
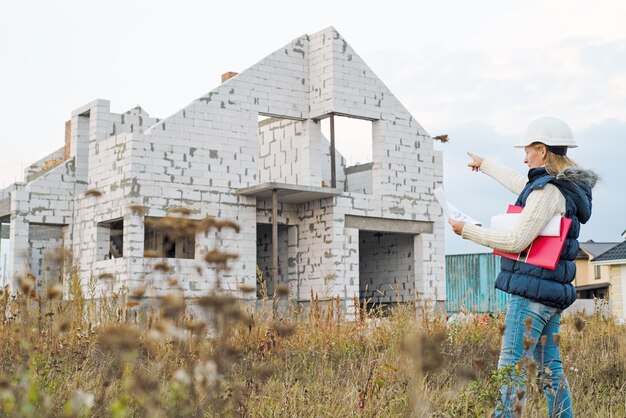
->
xmin=591 ymin=259 xmax=626 ymax=266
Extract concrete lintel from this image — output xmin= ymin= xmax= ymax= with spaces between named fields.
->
xmin=258 ymin=113 xmax=307 ymax=126
xmin=237 ymin=182 xmax=342 ymax=204
xmin=28 ymin=224 xmax=64 ymax=240
xmin=311 ymin=111 xmax=379 ymax=122
xmin=345 ymin=215 xmax=433 ymax=235
xmin=345 ymin=162 xmax=374 ymax=175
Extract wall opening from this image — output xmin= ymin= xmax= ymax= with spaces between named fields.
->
xmin=98 ymin=219 xmax=123 ymax=260
xmin=256 ymin=223 xmax=288 ymax=298
xmin=319 ymin=115 xmax=373 ymax=194
xmin=577 ymin=285 xmax=608 ymax=299
xmin=144 ymin=216 xmax=195 ymax=259
xmin=320 ymin=115 xmax=373 ymax=167
xmin=359 ymin=230 xmax=415 ymax=308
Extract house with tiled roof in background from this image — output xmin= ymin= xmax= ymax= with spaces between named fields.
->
xmin=574 ymin=240 xmax=621 ymax=299
xmin=591 ymin=229 xmax=626 ymax=323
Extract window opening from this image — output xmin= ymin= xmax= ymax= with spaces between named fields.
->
xmin=98 ymin=219 xmax=123 ymax=260
xmin=320 ymin=115 xmax=373 ymax=193
xmin=320 ymin=115 xmax=373 ymax=168
xmin=144 ymin=216 xmax=195 ymax=259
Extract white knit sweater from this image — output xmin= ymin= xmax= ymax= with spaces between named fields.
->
xmin=461 ymin=159 xmax=566 ymax=253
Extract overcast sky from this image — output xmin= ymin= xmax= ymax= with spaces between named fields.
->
xmin=1 ymin=0 xmax=625 ymax=256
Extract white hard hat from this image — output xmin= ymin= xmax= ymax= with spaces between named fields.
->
xmin=515 ymin=117 xmax=577 ymax=149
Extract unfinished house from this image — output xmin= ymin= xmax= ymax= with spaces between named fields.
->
xmin=0 ymin=27 xmax=445 ymax=312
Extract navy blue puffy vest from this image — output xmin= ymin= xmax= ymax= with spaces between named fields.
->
xmin=495 ymin=167 xmax=593 ymax=310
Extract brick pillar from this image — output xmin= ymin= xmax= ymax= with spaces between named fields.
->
xmin=125 ymin=210 xmax=145 ymax=293
xmin=7 ymin=190 xmax=30 ymax=294
xmin=338 ymin=227 xmax=359 ymax=320
xmin=413 ymin=231 xmax=445 ymax=312
xmin=287 ymin=225 xmax=298 ymax=299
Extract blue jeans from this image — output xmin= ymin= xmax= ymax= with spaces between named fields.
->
xmin=495 ymin=295 xmax=573 ymax=417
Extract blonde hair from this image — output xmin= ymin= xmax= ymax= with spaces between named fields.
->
xmin=532 ymin=142 xmax=577 ymax=175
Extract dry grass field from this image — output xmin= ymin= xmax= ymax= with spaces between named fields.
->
xmin=1 ymin=215 xmax=624 ymax=417
xmin=1 ymin=284 xmax=624 ymax=417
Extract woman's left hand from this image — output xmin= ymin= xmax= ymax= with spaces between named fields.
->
xmin=448 ymin=218 xmax=465 ymax=236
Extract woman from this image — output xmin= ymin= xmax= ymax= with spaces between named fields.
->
xmin=448 ymin=117 xmax=597 ymax=417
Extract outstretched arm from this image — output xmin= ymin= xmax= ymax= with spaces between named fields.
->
xmin=467 ymin=152 xmax=527 ymax=195
xmin=450 ymin=184 xmax=565 ymax=253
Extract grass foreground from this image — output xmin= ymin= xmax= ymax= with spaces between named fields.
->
xmin=0 ymin=281 xmax=625 ymax=418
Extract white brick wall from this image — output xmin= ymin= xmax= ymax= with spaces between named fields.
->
xmin=28 ymin=224 xmax=64 ymax=282
xmin=346 ymin=163 xmax=373 ymax=194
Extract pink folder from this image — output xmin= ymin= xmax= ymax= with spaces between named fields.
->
xmin=493 ymin=205 xmax=572 ymax=270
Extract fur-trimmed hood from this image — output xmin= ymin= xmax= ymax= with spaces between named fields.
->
xmin=552 ymin=166 xmax=598 ymax=224
xmin=556 ymin=166 xmax=599 ymax=190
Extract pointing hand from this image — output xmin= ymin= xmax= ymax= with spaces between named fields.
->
xmin=467 ymin=152 xmax=484 ymax=172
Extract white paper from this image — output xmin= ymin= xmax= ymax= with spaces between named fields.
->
xmin=490 ymin=213 xmax=561 ymax=236
xmin=433 ymin=187 xmax=449 ymax=216
xmin=434 ymin=187 xmax=482 ymax=226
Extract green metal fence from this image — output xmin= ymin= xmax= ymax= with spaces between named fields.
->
xmin=445 ymin=253 xmax=511 ymax=314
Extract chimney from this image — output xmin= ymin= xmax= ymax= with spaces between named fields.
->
xmin=221 ymin=71 xmax=238 ymax=83
xmin=64 ymin=120 xmax=71 ymax=161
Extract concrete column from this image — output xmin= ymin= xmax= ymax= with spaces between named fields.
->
xmin=271 ymin=189 xmax=278 ymax=295
xmin=329 ymin=114 xmax=336 ymax=188
xmin=287 ymin=225 xmax=298 ymax=300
